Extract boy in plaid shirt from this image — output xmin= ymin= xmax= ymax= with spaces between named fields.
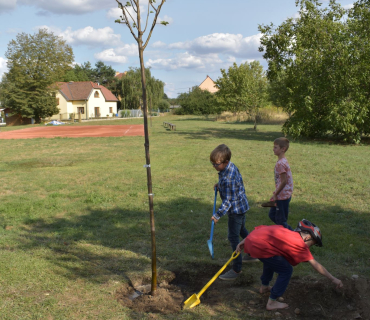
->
xmin=210 ymin=144 xmax=258 ymax=281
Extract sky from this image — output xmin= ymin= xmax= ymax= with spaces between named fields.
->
xmin=0 ymin=0 xmax=354 ymax=98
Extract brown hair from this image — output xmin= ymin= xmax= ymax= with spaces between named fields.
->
xmin=274 ymin=137 xmax=290 ymax=152
xmin=210 ymin=144 xmax=231 ymax=163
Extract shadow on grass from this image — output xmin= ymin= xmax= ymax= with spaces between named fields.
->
xmin=17 ymin=197 xmax=370 ymax=286
xmin=160 ymin=118 xmax=370 ymax=145
xmin=158 ymin=125 xmax=283 ymax=142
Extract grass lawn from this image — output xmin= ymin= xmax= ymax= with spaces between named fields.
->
xmin=0 ymin=115 xmax=369 ymax=319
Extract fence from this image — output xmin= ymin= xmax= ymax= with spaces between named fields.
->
xmin=119 ymin=109 xmax=143 ymax=118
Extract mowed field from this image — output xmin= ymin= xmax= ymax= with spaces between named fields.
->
xmin=0 ymin=115 xmax=369 ymax=319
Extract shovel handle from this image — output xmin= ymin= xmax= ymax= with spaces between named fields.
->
xmin=197 ymin=251 xmax=240 ymax=298
xmin=210 ymin=188 xmax=217 ymax=240
xmin=213 ymin=188 xmax=218 ymax=214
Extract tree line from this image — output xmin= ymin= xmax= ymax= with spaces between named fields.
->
xmin=0 ymin=29 xmax=167 ymax=122
xmin=176 ymin=0 xmax=370 ymax=143
xmin=1 ymin=0 xmax=370 ymax=142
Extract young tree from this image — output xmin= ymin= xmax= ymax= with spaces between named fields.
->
xmin=2 ymin=29 xmax=74 ymax=122
xmin=259 ymin=0 xmax=370 ymax=143
xmin=215 ymin=61 xmax=268 ymax=129
xmin=115 ymin=0 xmax=167 ymax=295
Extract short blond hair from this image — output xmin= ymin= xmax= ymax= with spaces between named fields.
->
xmin=210 ymin=144 xmax=231 ymax=163
xmin=274 ymin=137 xmax=290 ymax=152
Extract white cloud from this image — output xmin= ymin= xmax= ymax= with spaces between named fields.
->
xmin=114 ymin=44 xmax=138 ymax=56
xmin=94 ymin=43 xmax=138 ymax=64
xmin=19 ymin=0 xmax=113 ymax=15
xmin=0 ymin=0 xmax=17 ymax=13
xmin=0 ymin=57 xmax=7 ymax=79
xmin=106 ymin=7 xmax=121 ymax=20
xmin=59 ymin=26 xmax=122 ymax=47
xmin=94 ymin=49 xmax=128 ymax=64
xmin=343 ymin=4 xmax=354 ymax=9
xmin=147 ymin=52 xmax=223 ymax=71
xmin=106 ymin=5 xmax=146 ymax=23
xmin=157 ymin=15 xmax=173 ymax=25
xmin=152 ymin=41 xmax=166 ymax=48
xmin=168 ymin=33 xmax=262 ymax=58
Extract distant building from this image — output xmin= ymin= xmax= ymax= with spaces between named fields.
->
xmin=115 ymin=71 xmax=127 ymax=79
xmin=199 ymin=75 xmax=219 ymax=93
xmin=54 ymin=81 xmax=118 ymax=120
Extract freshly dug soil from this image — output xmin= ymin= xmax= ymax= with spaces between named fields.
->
xmin=115 ymin=268 xmax=370 ymax=319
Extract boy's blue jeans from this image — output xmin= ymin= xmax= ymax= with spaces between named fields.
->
xmin=269 ymin=197 xmax=293 ymax=230
xmin=259 ymin=256 xmax=293 ymax=300
xmin=228 ymin=213 xmax=248 ymax=273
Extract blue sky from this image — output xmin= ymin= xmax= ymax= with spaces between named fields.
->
xmin=0 ymin=0 xmax=354 ymax=98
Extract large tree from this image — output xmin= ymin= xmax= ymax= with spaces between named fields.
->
xmin=118 ymin=67 xmax=164 ymax=111
xmin=62 ymin=61 xmax=116 ymax=87
xmin=259 ymin=0 xmax=370 ymax=143
xmin=62 ymin=62 xmax=93 ymax=82
xmin=215 ymin=61 xmax=268 ymax=129
xmin=2 ymin=29 xmax=74 ymax=122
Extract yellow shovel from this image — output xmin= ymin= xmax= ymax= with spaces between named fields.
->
xmin=183 ymin=251 xmax=240 ymax=309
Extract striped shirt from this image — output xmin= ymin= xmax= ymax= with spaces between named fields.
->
xmin=214 ymin=162 xmax=249 ymax=219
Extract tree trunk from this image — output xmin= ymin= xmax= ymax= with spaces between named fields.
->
xmin=138 ymin=46 xmax=157 ymax=296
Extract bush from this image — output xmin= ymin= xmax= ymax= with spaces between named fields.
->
xmin=157 ymin=100 xmax=170 ymax=112
xmin=176 ymin=87 xmax=221 ymax=115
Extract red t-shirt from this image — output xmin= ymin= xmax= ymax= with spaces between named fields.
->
xmin=245 ymin=225 xmax=313 ymax=266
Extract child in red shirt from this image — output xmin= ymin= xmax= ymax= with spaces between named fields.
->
xmin=236 ymin=220 xmax=343 ymax=311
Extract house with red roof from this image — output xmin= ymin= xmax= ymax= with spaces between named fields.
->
xmin=53 ymin=81 xmax=118 ymax=120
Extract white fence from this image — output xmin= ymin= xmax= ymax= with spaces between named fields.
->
xmin=119 ymin=109 xmax=143 ymax=118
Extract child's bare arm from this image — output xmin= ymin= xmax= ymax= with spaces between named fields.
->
xmin=273 ymin=172 xmax=287 ymax=200
xmin=308 ymin=259 xmax=343 ymax=288
xmin=236 ymin=238 xmax=246 ymax=253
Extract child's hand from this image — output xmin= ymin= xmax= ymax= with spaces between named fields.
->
xmin=236 ymin=239 xmax=245 ymax=253
xmin=211 ymin=216 xmax=219 ymax=224
xmin=214 ymin=183 xmax=218 ymax=190
xmin=332 ymin=278 xmax=343 ymax=289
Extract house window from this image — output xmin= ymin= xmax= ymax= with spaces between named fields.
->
xmin=109 ymin=107 xmax=113 ymax=113
xmin=56 ymin=98 xmax=59 ymax=105
xmin=94 ymin=91 xmax=100 ymax=98
xmin=77 ymin=107 xmax=84 ymax=114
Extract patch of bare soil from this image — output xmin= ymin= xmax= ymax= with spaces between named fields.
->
xmin=115 ymin=267 xmax=370 ymax=319
xmin=115 ymin=281 xmax=184 ymax=314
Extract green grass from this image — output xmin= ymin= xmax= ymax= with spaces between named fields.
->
xmin=0 ymin=115 xmax=369 ymax=319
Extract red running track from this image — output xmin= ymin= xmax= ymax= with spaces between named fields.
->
xmin=0 ymin=125 xmax=144 ymax=139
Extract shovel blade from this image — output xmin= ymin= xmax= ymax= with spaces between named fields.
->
xmin=207 ymin=239 xmax=214 ymax=259
xmin=183 ymin=293 xmax=201 ymax=309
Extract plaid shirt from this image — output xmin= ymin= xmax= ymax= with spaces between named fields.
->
xmin=214 ymin=162 xmax=249 ymax=220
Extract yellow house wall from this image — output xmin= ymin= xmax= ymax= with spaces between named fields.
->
xmin=87 ymin=89 xmax=117 ymax=118
xmin=50 ymin=90 xmax=117 ymax=120
xmin=199 ymin=77 xmax=219 ymax=93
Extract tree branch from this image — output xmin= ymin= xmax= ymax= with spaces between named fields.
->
xmin=129 ymin=0 xmax=137 ymax=13
xmin=142 ymin=0 xmax=151 ymax=35
xmin=143 ymin=0 xmax=166 ymax=50
xmin=115 ymin=0 xmax=139 ymax=42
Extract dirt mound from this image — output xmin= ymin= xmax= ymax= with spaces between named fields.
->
xmin=115 ymin=281 xmax=184 ymax=314
xmin=115 ymin=271 xmax=369 ymax=319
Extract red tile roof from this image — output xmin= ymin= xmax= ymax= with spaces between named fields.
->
xmin=114 ymin=72 xmax=127 ymax=79
xmin=56 ymin=81 xmax=118 ymax=102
